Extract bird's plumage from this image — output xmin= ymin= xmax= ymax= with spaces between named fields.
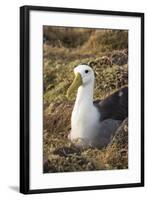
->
xmin=67 ymin=64 xmax=128 ymax=148
xmin=94 ymin=86 xmax=128 ymax=121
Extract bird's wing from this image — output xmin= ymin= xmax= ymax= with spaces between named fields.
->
xmin=93 ymin=86 xmax=128 ymax=121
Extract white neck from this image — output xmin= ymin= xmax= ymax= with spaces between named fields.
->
xmin=74 ymin=81 xmax=94 ymax=109
xmin=70 ymin=79 xmax=101 ymax=143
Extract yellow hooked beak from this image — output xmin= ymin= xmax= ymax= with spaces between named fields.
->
xmin=66 ymin=72 xmax=83 ymax=99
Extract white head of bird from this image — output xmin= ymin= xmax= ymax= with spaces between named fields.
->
xmin=74 ymin=64 xmax=95 ymax=86
xmin=67 ymin=64 xmax=95 ymax=102
xmin=67 ymin=64 xmax=100 ymax=147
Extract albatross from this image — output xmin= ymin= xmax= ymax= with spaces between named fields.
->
xmin=66 ymin=64 xmax=128 ymax=148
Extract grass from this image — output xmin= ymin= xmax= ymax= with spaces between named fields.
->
xmin=43 ymin=27 xmax=128 ymax=173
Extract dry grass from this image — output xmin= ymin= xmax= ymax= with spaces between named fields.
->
xmin=43 ymin=27 xmax=128 ymax=173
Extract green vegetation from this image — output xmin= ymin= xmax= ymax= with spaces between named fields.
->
xmin=43 ymin=27 xmax=128 ymax=173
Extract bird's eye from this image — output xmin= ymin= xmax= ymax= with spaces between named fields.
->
xmin=85 ymin=70 xmax=89 ymax=73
